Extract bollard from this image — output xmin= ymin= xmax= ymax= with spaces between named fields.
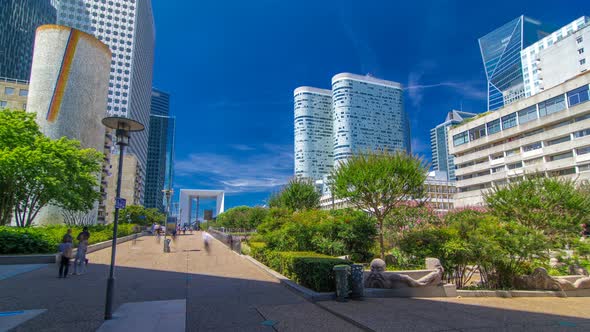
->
xmin=349 ymin=264 xmax=364 ymax=299
xmin=164 ymin=239 xmax=171 ymax=253
xmin=333 ymin=264 xmax=351 ymax=302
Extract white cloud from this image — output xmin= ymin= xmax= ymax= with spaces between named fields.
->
xmin=411 ymin=138 xmax=429 ymax=155
xmin=175 ymin=144 xmax=293 ymax=193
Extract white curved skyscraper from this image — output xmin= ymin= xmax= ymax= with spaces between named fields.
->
xmin=332 ymin=73 xmax=410 ymax=164
xmin=294 ymin=87 xmax=333 ymax=181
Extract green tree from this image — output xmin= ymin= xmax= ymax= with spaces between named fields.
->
xmin=268 ymin=177 xmax=320 ymax=211
xmin=0 ymin=109 xmax=42 ymax=225
xmin=8 ymin=137 xmax=103 ymax=227
xmin=120 ymin=205 xmax=166 ymax=226
xmin=485 ymin=175 xmax=590 ymax=246
xmin=330 ymin=150 xmax=427 ymax=258
xmin=215 ymin=206 xmax=268 ymax=230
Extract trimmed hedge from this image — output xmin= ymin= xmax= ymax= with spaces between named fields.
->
xmin=0 ymin=224 xmax=138 ymax=254
xmin=249 ymin=242 xmax=350 ymax=292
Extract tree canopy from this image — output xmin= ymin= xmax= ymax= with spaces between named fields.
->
xmin=120 ymin=205 xmax=166 ymax=226
xmin=268 ymin=177 xmax=320 ymax=211
xmin=330 ymin=149 xmax=427 ymax=258
xmin=0 ymin=109 xmax=103 ymax=226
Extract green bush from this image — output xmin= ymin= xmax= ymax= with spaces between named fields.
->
xmin=0 ymin=224 xmax=138 ymax=254
xmin=252 ymin=249 xmax=350 ymax=292
xmin=215 ymin=206 xmax=268 ymax=230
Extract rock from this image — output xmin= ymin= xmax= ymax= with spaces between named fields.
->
xmin=573 ymin=277 xmax=590 ymax=289
xmin=568 ymin=264 xmax=589 ymax=277
xmin=514 ymin=268 xmax=562 ymax=291
xmin=384 ymin=254 xmax=395 ymax=266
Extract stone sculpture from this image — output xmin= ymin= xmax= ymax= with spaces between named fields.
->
xmin=364 ymin=258 xmax=444 ymax=289
xmin=515 ymin=267 xmax=590 ymax=291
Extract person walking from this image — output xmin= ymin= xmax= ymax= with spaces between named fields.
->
xmin=58 ymin=238 xmax=73 ymax=278
xmin=73 ymin=227 xmax=90 ymax=275
xmin=62 ymin=228 xmax=73 ymax=244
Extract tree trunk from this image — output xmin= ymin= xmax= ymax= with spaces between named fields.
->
xmin=378 ymin=217 xmax=385 ymax=259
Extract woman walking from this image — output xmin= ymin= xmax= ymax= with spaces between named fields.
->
xmin=58 ymin=237 xmax=73 ymax=278
xmin=74 ymin=227 xmax=90 ymax=275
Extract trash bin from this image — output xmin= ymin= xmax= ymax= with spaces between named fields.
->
xmin=333 ymin=264 xmax=351 ymax=302
xmin=350 ymin=264 xmax=364 ymax=299
xmin=164 ymin=239 xmax=171 ymax=253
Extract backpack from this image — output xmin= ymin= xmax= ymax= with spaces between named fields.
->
xmin=63 ymin=246 xmax=73 ymax=259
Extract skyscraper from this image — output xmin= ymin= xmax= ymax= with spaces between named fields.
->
xmin=0 ymin=0 xmax=56 ymax=80
xmin=332 ymin=73 xmax=410 ymax=164
xmin=56 ymin=0 xmax=155 ymax=203
xmin=294 ymin=87 xmax=333 ymax=181
xmin=430 ymin=110 xmax=477 ymax=181
xmin=144 ymin=88 xmax=174 ymax=212
xmin=479 ymin=16 xmax=556 ymax=111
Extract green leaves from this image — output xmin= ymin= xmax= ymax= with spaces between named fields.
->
xmin=0 ymin=109 xmax=104 ymax=226
xmin=214 ymin=206 xmax=268 ymax=229
xmin=268 ymin=177 xmax=320 ymax=211
xmin=120 ymin=205 xmax=166 ymax=226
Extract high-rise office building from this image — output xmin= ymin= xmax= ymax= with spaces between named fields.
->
xmin=430 ymin=110 xmax=477 ymax=181
xmin=521 ymin=16 xmax=590 ymax=96
xmin=294 ymin=87 xmax=333 ymax=181
xmin=0 ymin=0 xmax=56 ymax=81
xmin=479 ymin=16 xmax=556 ymax=111
xmin=332 ymin=73 xmax=410 ymax=164
xmin=57 ymin=0 xmax=155 ymax=204
xmin=0 ymin=77 xmax=29 ymax=111
xmin=145 ymin=88 xmax=175 ymax=212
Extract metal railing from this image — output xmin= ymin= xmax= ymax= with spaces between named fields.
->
xmin=0 ymin=76 xmax=29 ymax=85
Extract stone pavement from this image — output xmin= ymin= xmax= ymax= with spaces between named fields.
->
xmin=319 ymin=297 xmax=590 ymax=331
xmin=0 ymin=232 xmax=361 ymax=332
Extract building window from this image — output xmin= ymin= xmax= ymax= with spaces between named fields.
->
xmin=453 ymin=131 xmax=469 ymax=146
xmin=501 ymin=113 xmax=517 ymax=130
xmin=525 ymin=157 xmax=543 ymax=165
xmin=579 ymin=164 xmax=590 ymax=172
xmin=548 ymin=151 xmax=573 ymax=161
xmin=0 ymin=101 xmax=7 ymax=107
xmin=491 ymin=166 xmax=504 ymax=173
xmin=19 ymin=89 xmax=28 ymax=97
xmin=574 ymin=128 xmax=590 ymax=138
xmin=523 ymin=141 xmax=542 ymax=152
xmin=487 ymin=119 xmax=501 ymax=135
xmin=568 ymin=85 xmax=590 ymax=107
xmin=547 ymin=135 xmax=571 ymax=145
xmin=577 ymin=146 xmax=590 ymax=155
xmin=4 ymin=87 xmax=14 ymax=95
xmin=579 ymin=48 xmax=585 ymax=54
xmin=505 ymin=148 xmax=520 ymax=157
xmin=577 ymin=36 xmax=584 ymax=44
xmin=538 ymin=94 xmax=566 ymax=116
xmin=518 ymin=105 xmax=538 ymax=124
xmin=469 ymin=125 xmax=486 ymax=141
xmin=507 ymin=162 xmax=523 ymax=170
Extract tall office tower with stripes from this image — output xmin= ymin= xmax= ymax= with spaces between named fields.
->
xmin=56 ymin=0 xmax=155 ymax=203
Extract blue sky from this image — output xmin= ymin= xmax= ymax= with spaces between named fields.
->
xmin=151 ymin=0 xmax=587 ymax=210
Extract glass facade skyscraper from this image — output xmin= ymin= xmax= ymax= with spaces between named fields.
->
xmin=332 ymin=73 xmax=410 ymax=164
xmin=430 ymin=110 xmax=477 ymax=181
xmin=479 ymin=16 xmax=555 ymax=111
xmin=294 ymin=87 xmax=333 ymax=181
xmin=0 ymin=0 xmax=56 ymax=80
xmin=145 ymin=88 xmax=174 ymax=212
xmin=57 ymin=0 xmax=155 ymax=199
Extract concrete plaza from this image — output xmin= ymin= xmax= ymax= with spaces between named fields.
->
xmin=0 ymin=232 xmax=589 ymax=331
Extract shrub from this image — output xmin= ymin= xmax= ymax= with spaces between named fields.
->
xmin=0 ymin=224 xmax=138 ymax=254
xmin=215 ymin=206 xmax=268 ymax=230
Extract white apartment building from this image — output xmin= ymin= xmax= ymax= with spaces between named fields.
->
xmin=56 ymin=0 xmax=155 ymax=204
xmin=521 ymin=16 xmax=589 ymax=96
xmin=294 ymin=87 xmax=333 ymax=181
xmin=449 ymin=72 xmax=590 ymax=207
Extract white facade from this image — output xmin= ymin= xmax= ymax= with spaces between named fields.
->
xmin=449 ymin=72 xmax=590 ymax=207
xmin=56 ymin=0 xmax=155 ymax=202
xmin=332 ymin=73 xmax=409 ymax=165
xmin=179 ymin=189 xmax=225 ymax=226
xmin=27 ymin=25 xmax=111 ymax=224
xmin=294 ymin=87 xmax=333 ymax=181
xmin=521 ymin=16 xmax=590 ymax=96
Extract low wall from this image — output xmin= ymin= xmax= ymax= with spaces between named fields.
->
xmin=0 ymin=232 xmax=145 ymax=265
xmin=365 ymin=284 xmax=457 ymax=298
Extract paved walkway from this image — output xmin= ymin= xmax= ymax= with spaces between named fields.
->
xmin=0 ymin=232 xmax=361 ymax=332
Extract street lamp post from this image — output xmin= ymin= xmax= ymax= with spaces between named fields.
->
xmin=101 ymin=116 xmax=144 ymax=320
xmin=162 ymin=188 xmax=174 ymax=252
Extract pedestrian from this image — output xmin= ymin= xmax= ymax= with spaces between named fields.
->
xmin=58 ymin=237 xmax=73 ymax=278
xmin=73 ymin=227 xmax=90 ymax=275
xmin=203 ymin=232 xmax=212 ymax=253
xmin=62 ymin=228 xmax=73 ymax=243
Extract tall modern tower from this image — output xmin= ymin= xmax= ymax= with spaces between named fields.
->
xmin=294 ymin=87 xmax=333 ymax=181
xmin=479 ymin=16 xmax=556 ymax=111
xmin=332 ymin=73 xmax=410 ymax=164
xmin=145 ymin=88 xmax=174 ymax=212
xmin=0 ymin=0 xmax=56 ymax=80
xmin=56 ymin=0 xmax=155 ymax=203
xmin=430 ymin=110 xmax=477 ymax=181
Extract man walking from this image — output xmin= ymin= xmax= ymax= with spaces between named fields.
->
xmin=58 ymin=238 xmax=73 ymax=278
xmin=73 ymin=227 xmax=90 ymax=275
